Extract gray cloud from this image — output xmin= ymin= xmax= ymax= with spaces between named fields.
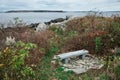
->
xmin=0 ymin=0 xmax=120 ymax=11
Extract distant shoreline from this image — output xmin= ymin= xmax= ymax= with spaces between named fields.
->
xmin=5 ymin=10 xmax=65 ymax=13
xmin=1 ymin=10 xmax=120 ymax=13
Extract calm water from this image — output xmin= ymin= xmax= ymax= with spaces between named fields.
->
xmin=0 ymin=11 xmax=120 ymax=24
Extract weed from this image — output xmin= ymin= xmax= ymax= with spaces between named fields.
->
xmin=116 ymin=49 xmax=120 ymax=55
xmin=114 ymin=65 xmax=120 ymax=75
xmin=95 ymin=37 xmax=102 ymax=53
xmin=99 ymin=73 xmax=110 ymax=80
xmin=13 ymin=17 xmax=26 ymax=27
xmin=48 ymin=25 xmax=64 ymax=35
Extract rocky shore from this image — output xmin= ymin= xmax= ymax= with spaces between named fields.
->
xmin=29 ymin=16 xmax=70 ymax=29
xmin=0 ymin=16 xmax=73 ymax=48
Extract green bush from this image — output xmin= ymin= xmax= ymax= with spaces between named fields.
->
xmin=109 ymin=22 xmax=120 ymax=46
xmin=95 ymin=37 xmax=102 ymax=53
xmin=48 ymin=26 xmax=64 ymax=35
xmin=99 ymin=73 xmax=110 ymax=80
xmin=0 ymin=41 xmax=36 ymax=79
xmin=116 ymin=49 xmax=120 ymax=56
xmin=114 ymin=65 xmax=120 ymax=79
xmin=115 ymin=65 xmax=120 ymax=75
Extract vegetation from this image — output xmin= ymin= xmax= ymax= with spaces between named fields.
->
xmin=0 ymin=13 xmax=120 ymax=80
xmin=0 ymin=41 xmax=37 ymax=79
xmin=95 ymin=37 xmax=102 ymax=53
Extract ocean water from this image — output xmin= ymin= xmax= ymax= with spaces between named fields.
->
xmin=0 ymin=11 xmax=120 ymax=25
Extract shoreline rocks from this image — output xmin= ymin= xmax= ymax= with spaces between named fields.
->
xmin=36 ymin=23 xmax=48 ymax=32
xmin=29 ymin=17 xmax=71 ymax=31
xmin=0 ymin=16 xmax=75 ymax=31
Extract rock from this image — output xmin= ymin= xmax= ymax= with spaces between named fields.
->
xmin=29 ymin=23 xmax=39 ymax=30
xmin=71 ymin=68 xmax=87 ymax=74
xmin=50 ymin=22 xmax=66 ymax=31
xmin=36 ymin=23 xmax=48 ymax=32
xmin=94 ymin=77 xmax=100 ymax=80
xmin=49 ymin=16 xmax=77 ymax=29
xmin=44 ymin=22 xmax=51 ymax=25
xmin=50 ymin=18 xmax=66 ymax=23
xmin=53 ymin=55 xmax=57 ymax=59
xmin=29 ymin=16 xmax=77 ymax=31
xmin=45 ymin=17 xmax=69 ymax=25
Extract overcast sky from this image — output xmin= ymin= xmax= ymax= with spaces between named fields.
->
xmin=0 ymin=0 xmax=120 ymax=11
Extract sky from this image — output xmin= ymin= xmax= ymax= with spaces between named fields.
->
xmin=0 ymin=0 xmax=120 ymax=12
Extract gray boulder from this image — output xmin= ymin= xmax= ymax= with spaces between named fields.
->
xmin=36 ymin=23 xmax=48 ymax=32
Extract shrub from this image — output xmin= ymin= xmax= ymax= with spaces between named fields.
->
xmin=48 ymin=25 xmax=64 ymax=35
xmin=114 ymin=65 xmax=120 ymax=75
xmin=13 ymin=17 xmax=26 ymax=27
xmin=95 ymin=37 xmax=102 ymax=53
xmin=99 ymin=73 xmax=110 ymax=80
xmin=65 ymin=15 xmax=109 ymax=35
xmin=60 ymin=30 xmax=106 ymax=54
xmin=0 ymin=41 xmax=37 ymax=79
xmin=114 ymin=63 xmax=120 ymax=79
xmin=108 ymin=21 xmax=120 ymax=47
xmin=116 ymin=49 xmax=120 ymax=55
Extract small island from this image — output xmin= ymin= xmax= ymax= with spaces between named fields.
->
xmin=5 ymin=10 xmax=65 ymax=13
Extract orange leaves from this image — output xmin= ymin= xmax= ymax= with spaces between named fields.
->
xmin=3 ymin=47 xmax=9 ymax=53
xmin=0 ymin=64 xmax=4 ymax=67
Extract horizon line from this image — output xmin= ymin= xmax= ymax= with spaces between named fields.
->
xmin=0 ymin=10 xmax=120 ymax=13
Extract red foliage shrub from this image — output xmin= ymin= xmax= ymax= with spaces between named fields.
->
xmin=65 ymin=16 xmax=111 ymax=35
xmin=18 ymin=30 xmax=55 ymax=65
xmin=60 ymin=30 xmax=107 ymax=54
